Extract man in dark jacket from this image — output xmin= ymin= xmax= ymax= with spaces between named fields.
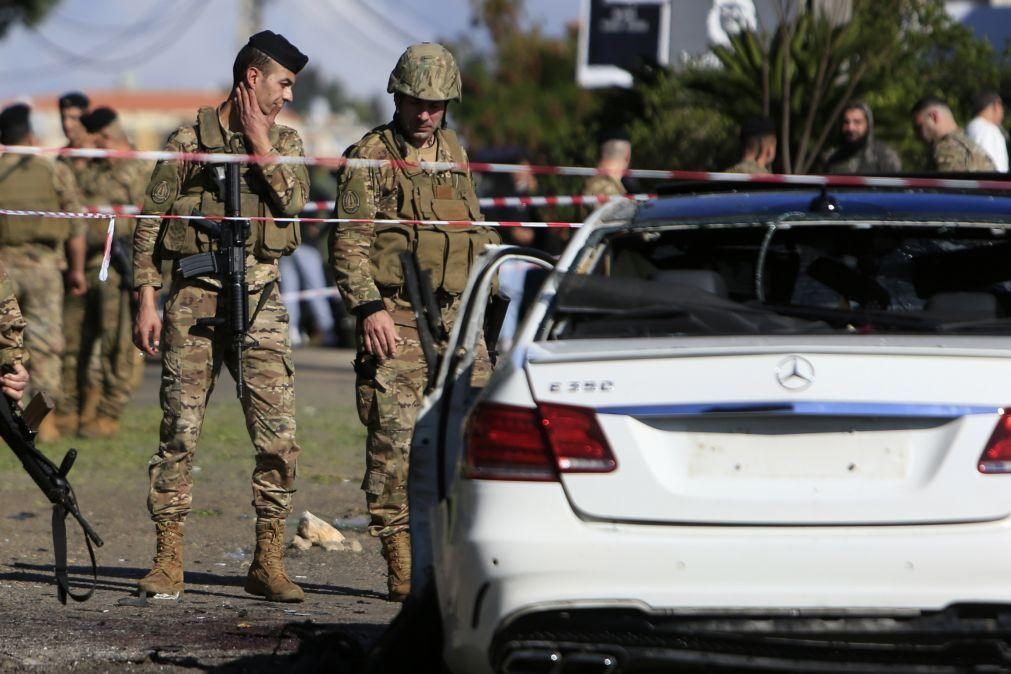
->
xmin=822 ymin=102 xmax=902 ymax=175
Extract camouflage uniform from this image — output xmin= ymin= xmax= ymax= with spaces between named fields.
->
xmin=133 ymin=106 xmax=308 ymax=522
xmin=725 ymin=158 xmax=769 ymax=174
xmin=928 ymin=130 xmax=996 ymax=172
xmin=0 ymin=155 xmax=86 ymax=407
xmin=0 ymin=259 xmax=28 ymax=367
xmin=331 ymin=121 xmax=498 ymax=540
xmin=580 ymin=174 xmax=625 ymax=218
xmin=59 ymin=157 xmax=149 ymax=427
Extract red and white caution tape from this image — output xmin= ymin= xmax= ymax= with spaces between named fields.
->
xmin=81 ymin=193 xmax=655 ymax=216
xmin=0 ymin=208 xmax=580 ymax=229
xmin=98 ymin=217 xmax=116 ymax=282
xmin=3 ymin=143 xmax=1011 ymax=190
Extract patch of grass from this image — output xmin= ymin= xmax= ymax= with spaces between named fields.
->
xmin=0 ymin=396 xmax=367 ymax=486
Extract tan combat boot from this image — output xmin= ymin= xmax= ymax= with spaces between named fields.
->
xmin=138 ymin=520 xmax=184 ymax=598
xmin=36 ymin=415 xmax=60 ymax=443
xmin=78 ymin=386 xmax=101 ymax=429
xmin=244 ymin=519 xmax=304 ymax=603
xmin=79 ymin=416 xmax=120 ymax=439
xmin=381 ymin=531 xmax=411 ymax=602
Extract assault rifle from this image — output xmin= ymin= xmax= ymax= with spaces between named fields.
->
xmin=400 ymin=252 xmax=446 ymax=394
xmin=0 ymin=387 xmax=103 ymax=603
xmin=177 ymin=163 xmax=251 ymax=399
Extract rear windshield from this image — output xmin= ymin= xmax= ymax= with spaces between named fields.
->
xmin=546 ymin=223 xmax=1011 ymax=339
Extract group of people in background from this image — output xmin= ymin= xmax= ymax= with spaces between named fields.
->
xmin=0 ymin=93 xmax=147 ymax=443
xmin=728 ymin=92 xmax=1008 ymax=175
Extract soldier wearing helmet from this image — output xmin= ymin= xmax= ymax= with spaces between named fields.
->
xmin=330 ymin=43 xmax=498 ymax=602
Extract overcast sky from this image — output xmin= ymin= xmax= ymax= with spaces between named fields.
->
xmin=0 ymin=0 xmax=579 ymax=105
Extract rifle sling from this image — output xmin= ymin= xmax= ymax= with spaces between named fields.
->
xmin=52 ymin=505 xmax=97 ymax=604
xmin=249 ymin=281 xmax=275 ymax=328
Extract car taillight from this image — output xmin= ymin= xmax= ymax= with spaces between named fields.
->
xmin=979 ymin=410 xmax=1011 ymax=473
xmin=539 ymin=403 xmax=617 ymax=473
xmin=464 ymin=402 xmax=617 ymax=481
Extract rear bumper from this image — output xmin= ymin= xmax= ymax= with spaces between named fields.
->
xmin=492 ymin=606 xmax=1011 ymax=673
xmin=436 ymin=480 xmax=1011 ymax=674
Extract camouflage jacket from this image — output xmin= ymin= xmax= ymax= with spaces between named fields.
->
xmin=822 ymin=139 xmax=902 ymax=175
xmin=65 ymin=156 xmax=151 ymax=253
xmin=583 ymin=174 xmax=626 ymax=197
xmin=929 ymin=130 xmax=996 ymax=172
xmin=580 ymin=174 xmax=625 ymax=219
xmin=0 ymin=259 xmax=26 ymax=366
xmin=724 ymin=158 xmax=768 ymax=174
xmin=330 ymin=122 xmax=486 ymax=311
xmin=133 ymin=107 xmax=309 ymax=290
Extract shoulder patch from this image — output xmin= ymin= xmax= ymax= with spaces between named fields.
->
xmin=151 ymin=180 xmax=172 ymax=204
xmin=341 ymin=190 xmax=361 ymax=214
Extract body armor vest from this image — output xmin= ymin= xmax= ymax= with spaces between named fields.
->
xmin=0 ymin=156 xmax=70 ymax=246
xmin=369 ymin=127 xmax=498 ymax=294
xmin=156 ymin=107 xmax=300 ymax=261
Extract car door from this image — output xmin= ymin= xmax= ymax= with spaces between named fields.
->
xmin=408 ymin=244 xmax=556 ymax=597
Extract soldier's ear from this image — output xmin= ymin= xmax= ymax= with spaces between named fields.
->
xmin=245 ymin=66 xmax=260 ymax=89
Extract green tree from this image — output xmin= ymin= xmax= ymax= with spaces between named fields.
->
xmin=683 ymin=0 xmax=1008 ymax=173
xmin=0 ymin=0 xmax=60 ymax=39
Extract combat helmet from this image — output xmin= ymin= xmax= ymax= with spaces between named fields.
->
xmin=387 ymin=43 xmax=462 ymax=102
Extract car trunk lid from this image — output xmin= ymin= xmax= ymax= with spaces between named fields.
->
xmin=525 ymin=343 xmax=1011 ymax=525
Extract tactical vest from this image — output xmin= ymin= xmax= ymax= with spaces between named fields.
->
xmin=156 ymin=107 xmax=300 ymax=261
xmin=0 ymin=156 xmax=70 ymax=246
xmin=369 ymin=127 xmax=498 ymax=294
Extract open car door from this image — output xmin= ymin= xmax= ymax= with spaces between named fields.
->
xmin=408 ymin=244 xmax=556 ymax=597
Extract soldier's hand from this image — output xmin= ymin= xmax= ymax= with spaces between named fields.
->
xmin=134 ymin=295 xmax=162 ymax=357
xmin=1 ymin=362 xmax=29 ymax=402
xmin=362 ymin=310 xmax=400 ymax=360
xmin=67 ymin=269 xmax=87 ymax=297
xmin=235 ymin=83 xmax=272 ymax=156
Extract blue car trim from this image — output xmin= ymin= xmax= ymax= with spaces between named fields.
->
xmin=595 ymin=401 xmax=1000 ymax=418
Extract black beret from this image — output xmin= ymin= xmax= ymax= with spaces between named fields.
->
xmin=0 ymin=103 xmax=31 ymax=144
xmin=0 ymin=103 xmax=30 ymax=131
xmin=80 ymin=107 xmax=117 ymax=133
xmin=740 ymin=116 xmax=776 ymax=140
xmin=58 ymin=91 xmax=90 ymax=110
xmin=248 ymin=30 xmax=308 ymax=74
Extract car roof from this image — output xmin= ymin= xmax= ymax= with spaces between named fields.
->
xmin=634 ymin=189 xmax=1011 ymax=224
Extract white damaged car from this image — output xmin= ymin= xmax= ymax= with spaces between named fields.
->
xmin=410 ymin=185 xmax=1011 ymax=674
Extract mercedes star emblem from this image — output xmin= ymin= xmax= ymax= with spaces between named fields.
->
xmin=775 ymin=355 xmax=815 ymax=391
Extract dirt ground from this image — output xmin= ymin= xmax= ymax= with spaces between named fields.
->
xmin=0 ymin=348 xmax=400 ymax=672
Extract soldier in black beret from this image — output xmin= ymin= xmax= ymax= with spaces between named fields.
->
xmin=133 ymin=31 xmax=310 ymax=604
xmin=0 ymin=103 xmax=88 ymax=442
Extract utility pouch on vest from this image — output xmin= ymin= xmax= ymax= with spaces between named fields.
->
xmin=371 ymin=224 xmax=413 ymax=288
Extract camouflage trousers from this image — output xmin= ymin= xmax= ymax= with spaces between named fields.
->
xmin=60 ymin=262 xmax=141 ymax=420
xmin=355 ymin=295 xmax=492 ymax=539
xmin=0 ymin=246 xmax=65 ymax=405
xmin=148 ymin=279 xmax=300 ymax=522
